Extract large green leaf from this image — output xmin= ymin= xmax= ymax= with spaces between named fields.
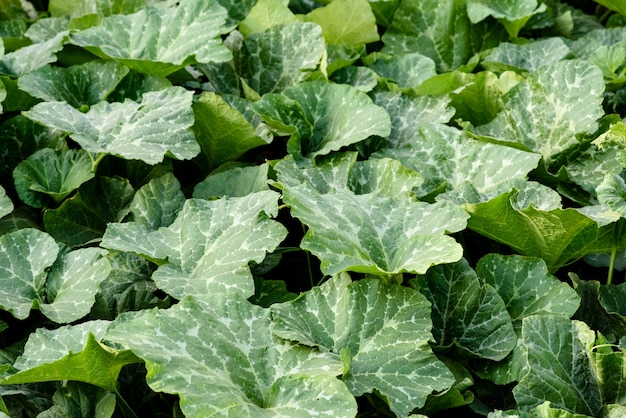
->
xmin=0 ymin=229 xmax=111 ymax=323
xmin=513 ymin=317 xmax=607 ymax=416
xmin=412 ymin=258 xmax=517 ymax=361
xmin=24 ymin=86 xmax=199 ymax=165
xmin=303 ymin=0 xmax=379 ymax=47
xmin=0 ymin=186 xmax=13 ymax=219
xmin=238 ymin=0 xmax=297 ymax=36
xmin=0 ymin=31 xmax=68 ymax=76
xmin=240 ymin=23 xmax=326 ymax=95
xmin=466 ymin=0 xmax=546 ymax=37
xmin=597 ymin=172 xmax=626 ymax=218
xmin=282 ymin=181 xmax=468 ymax=276
xmin=464 ymin=189 xmax=626 ymax=272
xmin=193 ymin=164 xmax=270 ymax=199
xmin=192 ymin=92 xmax=270 ymax=171
xmin=106 ymin=294 xmax=356 ymax=417
xmin=473 ymin=60 xmax=605 ymax=167
xmin=365 ymin=52 xmax=437 ymax=90
xmin=374 ymin=124 xmax=540 ymax=201
xmin=43 ymin=176 xmax=135 ymax=247
xmin=125 ymin=172 xmax=184 ymax=229
xmin=69 ymin=0 xmax=231 ymax=76
xmin=101 ymin=191 xmax=287 ymax=299
xmin=271 ymin=273 xmax=455 ymax=416
xmin=2 ymin=321 xmax=141 ymax=392
xmin=18 ymin=61 xmax=130 ymax=107
xmin=381 ymin=0 xmax=507 ymax=72
xmin=481 ymin=38 xmax=571 ymax=74
xmin=254 ymin=81 xmax=390 ymax=160
xmin=13 ymin=148 xmax=95 ymax=208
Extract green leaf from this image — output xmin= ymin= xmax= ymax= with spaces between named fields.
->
xmin=43 ymin=176 xmax=135 ymax=247
xmin=48 ymin=0 xmax=145 ymax=18
xmin=193 ymin=163 xmax=270 ymax=199
xmin=0 ymin=186 xmax=13 ymax=219
xmin=254 ymin=81 xmax=390 ymax=160
xmin=271 ymin=274 xmax=455 ymax=416
xmin=106 ymin=294 xmax=356 ymax=417
xmin=382 ymin=0 xmax=507 ymax=72
xmin=0 ymin=228 xmax=111 ymax=323
xmin=191 ymin=92 xmax=270 ymax=171
xmin=38 ymin=381 xmax=115 ymax=418
xmin=2 ymin=322 xmax=141 ymax=392
xmin=0 ymin=31 xmax=68 ymax=76
xmin=238 ymin=0 xmax=297 ymax=37
xmin=481 ymin=38 xmax=571 ymax=73
xmin=69 ymin=0 xmax=231 ymax=76
xmin=466 ymin=0 xmax=547 ymax=37
xmin=365 ymin=52 xmax=437 ymax=90
xmin=597 ymin=173 xmax=626 ymax=218
xmin=303 ymin=0 xmax=379 ymax=47
xmin=24 ymin=86 xmax=199 ymax=165
xmin=465 ymin=189 xmax=626 ymax=272
xmin=215 ymin=0 xmax=258 ymax=29
xmin=18 ymin=61 xmax=130 ymax=107
xmin=374 ymin=124 xmax=540 ymax=201
xmin=594 ymin=0 xmax=626 ymax=16
xmin=125 ymin=172 xmax=184 ymax=229
xmin=282 ymin=181 xmax=468 ymax=276
xmin=13 ymin=148 xmax=95 ymax=208
xmin=240 ymin=23 xmax=326 ymax=95
xmin=412 ymin=258 xmax=517 ymax=361
xmin=513 ymin=317 xmax=603 ymax=416
xmin=102 ymin=191 xmax=287 ymax=299
xmin=474 ymin=60 xmax=604 ymax=168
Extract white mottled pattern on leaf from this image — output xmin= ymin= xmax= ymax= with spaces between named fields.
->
xmin=102 ymin=191 xmax=287 ymax=299
xmin=126 ymin=173 xmax=185 ymax=229
xmin=24 ymin=86 xmax=199 ymax=165
xmin=69 ymin=0 xmax=231 ymax=76
xmin=106 ymin=294 xmax=356 ymax=417
xmin=0 ymin=31 xmax=68 ymax=76
xmin=0 ymin=185 xmax=13 ymax=218
xmin=482 ymin=38 xmax=571 ymax=73
xmin=283 ymin=182 xmax=468 ymax=276
xmin=474 ymin=60 xmax=605 ymax=165
xmin=271 ymin=274 xmax=455 ymax=416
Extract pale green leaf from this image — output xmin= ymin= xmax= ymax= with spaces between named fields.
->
xmin=382 ymin=0 xmax=507 ymax=72
xmin=483 ymin=38 xmax=571 ymax=73
xmin=102 ymin=191 xmax=287 ymax=299
xmin=0 ymin=186 xmax=13 ymax=219
xmin=271 ymin=274 xmax=455 ymax=416
xmin=474 ymin=60 xmax=605 ymax=167
xmin=375 ymin=124 xmax=540 ymax=200
xmin=303 ymin=0 xmax=379 ymax=46
xmin=365 ymin=52 xmax=437 ymax=89
xmin=48 ymin=0 xmax=146 ymax=18
xmin=193 ymin=164 xmax=270 ymax=199
xmin=283 ymin=181 xmax=468 ymax=276
xmin=13 ymin=148 xmax=95 ymax=208
xmin=597 ymin=173 xmax=626 ymax=218
xmin=413 ymin=258 xmax=517 ymax=361
xmin=24 ymin=86 xmax=199 ymax=165
xmin=2 ymin=322 xmax=141 ymax=392
xmin=43 ymin=176 xmax=135 ymax=248
xmin=466 ymin=0 xmax=547 ymax=37
xmin=565 ymin=141 xmax=624 ymax=197
xmin=126 ymin=172 xmax=184 ymax=229
xmin=329 ymin=66 xmax=379 ymax=92
xmin=18 ymin=61 xmax=130 ymax=107
xmin=70 ymin=0 xmax=231 ymax=76
xmin=240 ymin=23 xmax=326 ymax=95
xmin=191 ymin=92 xmax=270 ymax=171
xmin=514 ymin=317 xmax=603 ymax=416
xmin=238 ymin=0 xmax=296 ymax=37
xmin=106 ymin=294 xmax=356 ymax=417
xmin=0 ymin=31 xmax=68 ymax=76
xmin=569 ymin=27 xmax=626 ymax=62
xmin=254 ymin=81 xmax=390 ymax=160
xmin=465 ymin=189 xmax=626 ymax=272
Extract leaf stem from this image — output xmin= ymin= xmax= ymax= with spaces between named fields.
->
xmin=608 ymin=220 xmax=624 ymax=285
xmin=115 ymin=388 xmax=139 ymax=418
xmin=90 ymin=152 xmax=106 ymax=173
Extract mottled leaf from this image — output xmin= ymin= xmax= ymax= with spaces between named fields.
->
xmin=193 ymin=164 xmax=270 ymax=199
xmin=271 ymin=274 xmax=455 ymax=416
xmin=106 ymin=294 xmax=356 ymax=417
xmin=482 ymin=38 xmax=571 ymax=74
xmin=303 ymin=0 xmax=379 ymax=47
xmin=0 ymin=186 xmax=13 ymax=219
xmin=0 ymin=31 xmax=68 ymax=76
xmin=466 ymin=0 xmax=547 ymax=37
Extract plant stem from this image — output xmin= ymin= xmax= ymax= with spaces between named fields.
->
xmin=608 ymin=220 xmax=624 ymax=285
xmin=115 ymin=389 xmax=139 ymax=418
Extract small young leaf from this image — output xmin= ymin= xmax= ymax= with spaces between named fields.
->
xmin=238 ymin=0 xmax=296 ymax=37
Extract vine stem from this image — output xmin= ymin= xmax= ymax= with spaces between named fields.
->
xmin=608 ymin=220 xmax=624 ymax=285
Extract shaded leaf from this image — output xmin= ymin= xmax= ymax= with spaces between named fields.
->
xmin=466 ymin=0 xmax=546 ymax=37
xmin=271 ymin=273 xmax=455 ymax=416
xmin=193 ymin=164 xmax=270 ymax=199
xmin=0 ymin=186 xmax=13 ymax=219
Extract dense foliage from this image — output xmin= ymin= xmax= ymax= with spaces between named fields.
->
xmin=1 ymin=0 xmax=626 ymax=416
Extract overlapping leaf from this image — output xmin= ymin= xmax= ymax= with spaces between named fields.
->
xmin=271 ymin=273 xmax=455 ymax=417
xmin=239 ymin=0 xmax=297 ymax=36
xmin=193 ymin=164 xmax=270 ymax=199
xmin=482 ymin=38 xmax=571 ymax=74
xmin=2 ymin=321 xmax=140 ymax=392
xmin=282 ymin=180 xmax=468 ymax=276
xmin=69 ymin=0 xmax=231 ymax=76
xmin=254 ymin=81 xmax=390 ymax=160
xmin=473 ymin=60 xmax=605 ymax=167
xmin=24 ymin=86 xmax=199 ymax=165
xmin=466 ymin=0 xmax=547 ymax=37
xmin=0 ymin=229 xmax=111 ymax=323
xmin=0 ymin=185 xmax=13 ymax=218
xmin=106 ymin=294 xmax=356 ymax=417
xmin=102 ymin=191 xmax=287 ymax=299
xmin=18 ymin=61 xmax=130 ymax=107
xmin=0 ymin=31 xmax=68 ymax=76
xmin=412 ymin=258 xmax=517 ymax=361
xmin=13 ymin=148 xmax=95 ymax=208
